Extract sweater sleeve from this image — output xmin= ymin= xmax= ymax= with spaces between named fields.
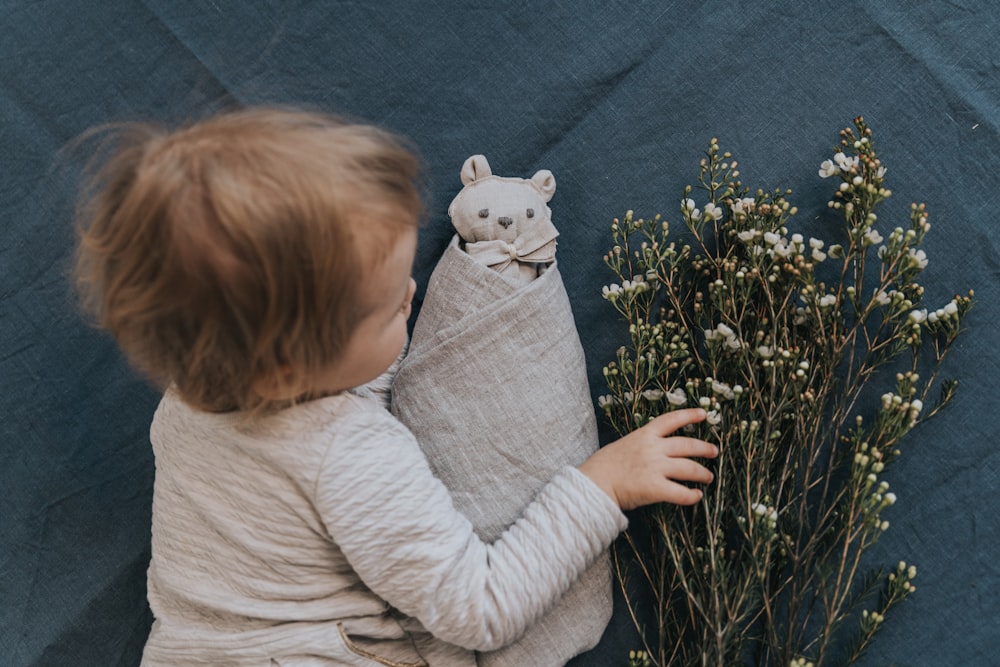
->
xmin=314 ymin=404 xmax=627 ymax=651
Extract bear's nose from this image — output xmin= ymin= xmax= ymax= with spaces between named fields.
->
xmin=498 ymin=216 xmax=513 ymax=228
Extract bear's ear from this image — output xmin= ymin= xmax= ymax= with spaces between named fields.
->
xmin=460 ymin=154 xmax=492 ymax=185
xmin=531 ymin=169 xmax=556 ymax=202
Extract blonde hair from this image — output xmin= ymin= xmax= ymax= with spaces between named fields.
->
xmin=73 ymin=108 xmax=423 ymax=413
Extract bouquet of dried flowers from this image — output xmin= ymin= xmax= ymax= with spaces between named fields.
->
xmin=600 ymin=118 xmax=972 ymax=667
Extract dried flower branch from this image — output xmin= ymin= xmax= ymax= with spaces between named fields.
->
xmin=601 ymin=118 xmax=972 ymax=666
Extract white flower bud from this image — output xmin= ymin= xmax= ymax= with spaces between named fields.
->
xmin=666 ymin=388 xmax=688 ymax=406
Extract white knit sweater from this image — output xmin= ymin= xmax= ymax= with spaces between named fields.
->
xmin=140 ymin=387 xmax=626 ymax=666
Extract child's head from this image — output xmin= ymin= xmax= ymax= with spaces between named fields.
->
xmin=74 ymin=107 xmax=423 ymax=413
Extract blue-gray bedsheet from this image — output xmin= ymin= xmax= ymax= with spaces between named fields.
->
xmin=2 ymin=2 xmax=996 ymax=664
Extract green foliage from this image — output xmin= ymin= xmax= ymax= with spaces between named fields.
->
xmin=604 ymin=119 xmax=972 ymax=667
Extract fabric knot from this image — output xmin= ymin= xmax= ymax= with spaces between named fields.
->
xmin=461 ymin=224 xmax=560 ymax=276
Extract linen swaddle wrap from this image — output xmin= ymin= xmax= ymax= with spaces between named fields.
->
xmin=391 ymin=156 xmax=611 ymax=667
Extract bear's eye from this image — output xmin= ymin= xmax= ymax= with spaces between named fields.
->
xmin=478 ymin=208 xmax=489 ymax=218
xmin=526 ymin=208 xmax=535 ymax=218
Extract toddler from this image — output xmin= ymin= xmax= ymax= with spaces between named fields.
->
xmin=73 ymin=107 xmax=718 ymax=667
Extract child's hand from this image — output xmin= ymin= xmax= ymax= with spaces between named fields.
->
xmin=579 ymin=408 xmax=718 ymax=510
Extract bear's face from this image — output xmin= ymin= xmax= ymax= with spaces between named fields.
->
xmin=449 ymin=178 xmax=550 ymax=244
xmin=448 ymin=154 xmax=556 ymax=245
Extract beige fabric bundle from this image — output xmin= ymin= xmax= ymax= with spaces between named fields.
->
xmin=392 ymin=157 xmax=610 ymax=667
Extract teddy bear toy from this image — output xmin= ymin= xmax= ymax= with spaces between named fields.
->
xmin=392 ymin=155 xmax=611 ymax=667
xmin=448 ymin=154 xmax=560 ymax=284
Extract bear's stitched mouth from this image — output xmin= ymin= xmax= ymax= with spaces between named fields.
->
xmin=498 ymin=216 xmax=513 ymax=228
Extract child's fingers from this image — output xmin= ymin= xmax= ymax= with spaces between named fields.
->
xmin=660 ymin=481 xmax=704 ymax=506
xmin=663 ymin=436 xmax=719 ymax=459
xmin=660 ymin=458 xmax=715 ymax=485
xmin=644 ymin=408 xmax=707 ymax=435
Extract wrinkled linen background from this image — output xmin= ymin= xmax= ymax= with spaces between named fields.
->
xmin=2 ymin=2 xmax=996 ymax=665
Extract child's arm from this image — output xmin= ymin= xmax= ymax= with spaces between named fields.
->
xmin=316 ymin=405 xmax=714 ymax=652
